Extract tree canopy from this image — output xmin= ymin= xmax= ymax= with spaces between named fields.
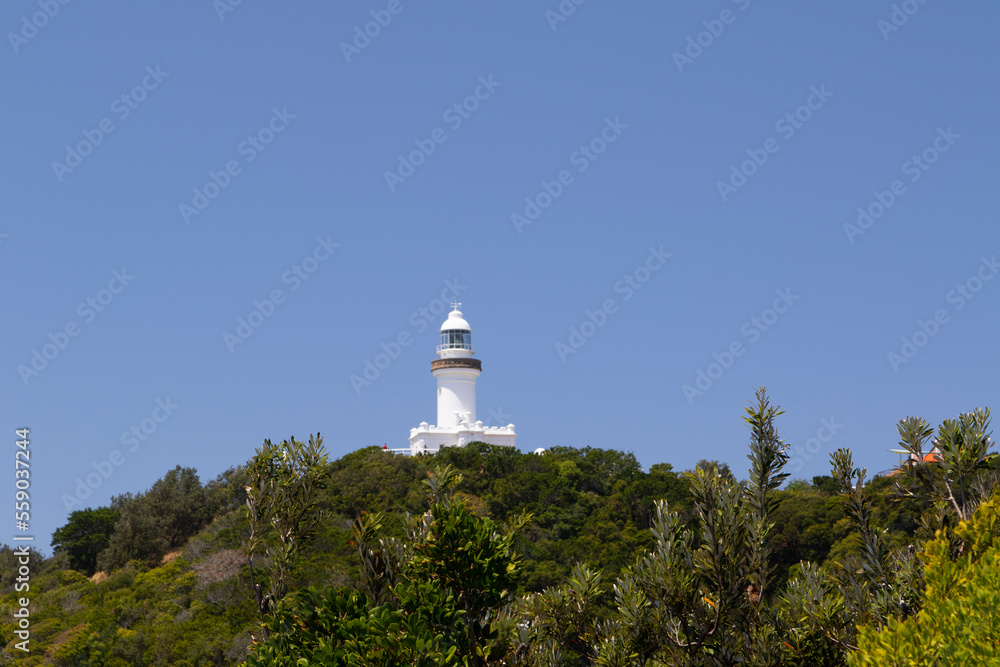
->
xmin=4 ymin=390 xmax=995 ymax=666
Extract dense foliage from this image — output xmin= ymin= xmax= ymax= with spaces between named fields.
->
xmin=1 ymin=391 xmax=995 ymax=665
xmin=247 ymin=465 xmax=527 ymax=666
xmin=51 ymin=508 xmax=119 ymax=577
xmin=97 ymin=466 xmax=217 ymax=571
xmin=848 ymin=491 xmax=1000 ymax=666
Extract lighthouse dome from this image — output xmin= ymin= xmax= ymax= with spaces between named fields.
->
xmin=438 ymin=304 xmax=474 ymax=355
xmin=439 ymin=307 xmax=471 ymax=332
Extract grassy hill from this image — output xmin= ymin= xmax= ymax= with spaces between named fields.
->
xmin=0 ymin=441 xmax=923 ymax=666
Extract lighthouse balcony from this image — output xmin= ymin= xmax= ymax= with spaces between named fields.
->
xmin=431 ymin=358 xmax=482 ymax=372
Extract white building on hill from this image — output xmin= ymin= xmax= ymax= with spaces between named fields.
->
xmin=408 ymin=304 xmax=516 ymax=454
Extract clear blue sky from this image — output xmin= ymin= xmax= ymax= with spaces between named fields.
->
xmin=3 ymin=1 xmax=998 ymax=554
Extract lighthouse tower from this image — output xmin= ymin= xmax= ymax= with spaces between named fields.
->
xmin=409 ymin=304 xmax=516 ymax=454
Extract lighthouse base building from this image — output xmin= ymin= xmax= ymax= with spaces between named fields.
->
xmin=408 ymin=304 xmax=516 ymax=454
xmin=408 ymin=419 xmax=516 ymax=454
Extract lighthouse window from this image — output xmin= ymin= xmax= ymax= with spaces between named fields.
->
xmin=440 ymin=329 xmax=471 ymax=349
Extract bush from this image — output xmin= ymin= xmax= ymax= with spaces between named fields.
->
xmin=849 ymin=492 xmax=1000 ymax=666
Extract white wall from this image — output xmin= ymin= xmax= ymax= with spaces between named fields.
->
xmin=434 ymin=367 xmax=479 ymax=427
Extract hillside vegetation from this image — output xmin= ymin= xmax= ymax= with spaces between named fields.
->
xmin=1 ymin=389 xmax=996 ymax=666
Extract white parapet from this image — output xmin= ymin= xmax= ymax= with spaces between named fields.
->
xmin=409 ymin=418 xmax=516 ymax=454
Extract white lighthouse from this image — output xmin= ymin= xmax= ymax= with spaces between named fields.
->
xmin=408 ymin=304 xmax=516 ymax=454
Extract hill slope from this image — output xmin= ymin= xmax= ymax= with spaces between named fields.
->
xmin=1 ymin=441 xmax=918 ymax=665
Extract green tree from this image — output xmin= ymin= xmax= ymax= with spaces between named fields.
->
xmin=827 ymin=448 xmax=924 ymax=644
xmin=513 ymin=563 xmax=605 ymax=666
xmin=146 ymin=465 xmax=214 ymax=548
xmin=51 ymin=507 xmax=120 ymax=575
xmin=693 ymin=458 xmax=735 ymax=481
xmin=894 ymin=408 xmax=996 ymax=530
xmin=848 ymin=491 xmax=1000 ymax=666
xmin=245 ymin=465 xmax=529 ymax=666
xmin=582 ymin=388 xmax=797 ymax=665
xmin=97 ymin=466 xmax=213 ymax=570
xmin=812 ymin=475 xmax=840 ymax=494
xmin=768 ymin=486 xmax=844 ymax=586
xmin=0 ymin=544 xmax=46 ymax=593
xmin=98 ymin=492 xmax=168 ymax=569
xmin=407 ymin=499 xmax=526 ymax=661
xmin=206 ymin=464 xmax=251 ymax=515
xmin=244 ymin=434 xmax=330 ymax=629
